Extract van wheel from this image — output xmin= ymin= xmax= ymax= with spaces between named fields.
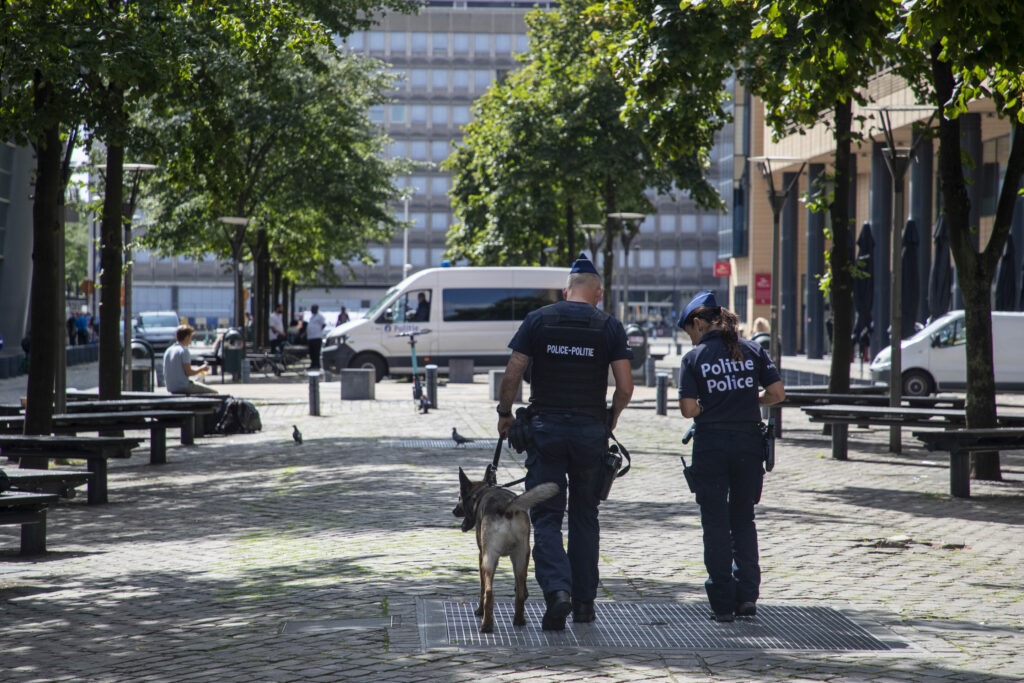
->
xmin=902 ymin=369 xmax=934 ymax=397
xmin=351 ymin=353 xmax=386 ymax=382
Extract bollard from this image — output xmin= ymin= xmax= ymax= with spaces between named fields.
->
xmin=656 ymin=372 xmax=668 ymax=416
xmin=240 ymin=356 xmax=250 ymax=383
xmin=425 ymin=364 xmax=438 ymax=408
xmin=644 ymin=356 xmax=656 ymax=387
xmin=308 ymin=371 xmax=321 ymax=416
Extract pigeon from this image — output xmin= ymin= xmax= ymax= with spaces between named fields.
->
xmin=452 ymin=427 xmax=472 ymax=447
xmin=292 ymin=425 xmax=302 ymax=444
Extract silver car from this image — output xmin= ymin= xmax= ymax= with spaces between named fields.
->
xmin=134 ymin=311 xmax=181 ymax=352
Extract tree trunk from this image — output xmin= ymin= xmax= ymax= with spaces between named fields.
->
xmin=24 ymin=124 xmax=62 ymax=437
xmin=930 ymin=44 xmax=1008 ymax=480
xmin=602 ymin=174 xmax=616 ymax=315
xmin=827 ymin=98 xmax=854 ymax=394
xmin=256 ymin=227 xmax=269 ymax=347
xmin=98 ymin=144 xmax=125 ymax=401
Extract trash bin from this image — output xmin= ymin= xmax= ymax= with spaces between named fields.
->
xmin=625 ymin=324 xmax=647 ymax=371
xmin=130 ymin=338 xmax=156 ymax=392
xmin=223 ymin=328 xmax=244 ymax=381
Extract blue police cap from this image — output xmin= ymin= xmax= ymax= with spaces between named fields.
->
xmin=569 ymin=252 xmax=599 ymax=276
xmin=677 ymin=289 xmax=718 ymax=328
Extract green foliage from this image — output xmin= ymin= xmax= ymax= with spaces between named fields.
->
xmin=134 ymin=25 xmax=404 ymax=286
xmin=444 ymin=0 xmax=673 ymax=265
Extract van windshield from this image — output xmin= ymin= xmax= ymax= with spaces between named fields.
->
xmin=364 ymin=287 xmax=400 ymax=319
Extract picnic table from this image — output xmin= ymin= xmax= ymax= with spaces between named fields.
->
xmin=0 ymin=410 xmax=190 ymax=465
xmin=913 ymin=428 xmax=1024 ymax=498
xmin=0 ymin=434 xmax=141 ymax=504
xmin=0 ymin=490 xmax=59 ymax=554
xmin=5 ymin=469 xmax=93 ymax=499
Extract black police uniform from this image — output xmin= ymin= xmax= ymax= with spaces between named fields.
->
xmin=508 ymin=300 xmax=631 ymax=605
xmin=678 ymin=330 xmax=781 ymax=617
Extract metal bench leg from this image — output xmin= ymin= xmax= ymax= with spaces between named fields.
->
xmin=832 ymin=424 xmax=848 ymax=460
xmin=180 ymin=419 xmax=194 ymax=446
xmin=151 ymin=427 xmax=167 ymax=465
xmin=88 ymin=458 xmax=108 ymax=505
xmin=193 ymin=414 xmax=206 ymax=438
xmin=950 ymin=449 xmax=971 ymax=498
xmin=20 ymin=511 xmax=46 ymax=555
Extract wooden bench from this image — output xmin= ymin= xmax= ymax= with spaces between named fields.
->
xmin=5 ymin=469 xmax=93 ymax=499
xmin=913 ymin=428 xmax=1024 ymax=498
xmin=0 ymin=491 xmax=60 ymax=554
xmin=65 ymin=391 xmax=229 ymax=436
xmin=801 ymin=404 xmax=1024 ymax=459
xmin=0 ymin=410 xmax=196 ymax=464
xmin=0 ymin=435 xmax=141 ymax=504
xmin=61 ymin=397 xmax=222 ymax=438
xmin=780 ymin=392 xmax=966 ymax=409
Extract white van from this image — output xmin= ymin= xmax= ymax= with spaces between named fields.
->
xmin=321 ymin=267 xmax=567 ymax=380
xmin=869 ymin=310 xmax=1024 ymax=395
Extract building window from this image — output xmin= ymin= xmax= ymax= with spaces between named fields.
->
xmin=452 ymin=106 xmax=471 ymax=124
xmin=411 ymin=248 xmax=427 ymax=266
xmin=369 ymin=247 xmax=384 ymax=265
xmin=680 ymin=250 xmax=697 ymax=268
xmin=390 ymin=32 xmax=406 ymax=53
xmin=700 ymin=251 xmax=716 ymax=268
xmin=453 ymin=69 xmax=469 ymax=89
xmin=409 ymin=176 xmax=427 ymax=195
xmin=658 ymin=251 xmax=675 ymax=268
xmin=388 ymin=140 xmax=405 ymax=158
xmin=430 ymin=177 xmax=449 ymax=195
xmin=389 ymin=247 xmax=404 ymax=266
xmin=431 ymin=105 xmax=449 ymax=124
xmin=135 ymin=250 xmax=151 ymax=263
xmin=453 ymin=33 xmax=470 ymax=53
xmin=515 ymin=35 xmax=529 ymax=53
xmin=733 ymin=284 xmax=748 ymax=320
xmin=638 ymin=249 xmax=655 ymax=267
xmin=473 ymin=69 xmax=492 ymax=90
xmin=368 ymin=32 xmax=386 ymax=51
xmin=639 ymin=215 xmax=655 ymax=233
xmin=410 ymin=140 xmax=428 ymax=160
xmin=495 ymin=34 xmax=511 ymax=53
xmin=431 ymin=70 xmax=448 ymax=90
xmin=390 ymin=105 xmax=406 ymax=124
xmin=432 ymin=33 xmax=448 ymax=54
xmin=658 ymin=214 xmax=676 ymax=232
xmin=474 ymin=34 xmax=490 ymax=54
xmin=410 ymin=69 xmax=428 ymax=88
xmin=369 ymin=105 xmax=385 ymax=124
xmin=411 ymin=105 xmax=428 ymax=124
xmin=347 ymin=32 xmax=365 ymax=50
xmin=700 ymin=213 xmax=718 ymax=233
xmin=431 ymin=248 xmax=445 ymax=265
xmin=431 ymin=211 xmax=449 ymax=229
xmin=411 ymin=212 xmax=427 ymax=230
xmin=430 ymin=141 xmax=449 ymax=161
xmin=681 ymin=214 xmax=697 ymax=233
xmin=411 ymin=32 xmax=428 ymax=52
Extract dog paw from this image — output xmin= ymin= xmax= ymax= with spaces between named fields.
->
xmin=474 ymin=605 xmax=483 ymax=617
xmin=479 ymin=621 xmax=493 ymax=633
xmin=513 ymin=614 xmax=526 ymax=627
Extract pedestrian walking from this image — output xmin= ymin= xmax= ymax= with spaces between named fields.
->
xmin=495 ymin=252 xmax=634 ymax=631
xmin=677 ymin=290 xmax=785 ymax=623
xmin=305 ymin=304 xmax=326 ymax=369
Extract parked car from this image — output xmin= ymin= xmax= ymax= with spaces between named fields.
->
xmin=321 ymin=266 xmax=565 ymax=380
xmin=869 ymin=310 xmax=1024 ymax=395
xmin=133 ymin=311 xmax=182 ymax=352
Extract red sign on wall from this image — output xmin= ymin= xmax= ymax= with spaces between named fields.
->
xmin=754 ymin=273 xmax=772 ymax=305
xmin=713 ymin=261 xmax=731 ymax=277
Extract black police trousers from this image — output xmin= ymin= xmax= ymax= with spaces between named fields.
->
xmin=690 ymin=423 xmax=764 ymax=616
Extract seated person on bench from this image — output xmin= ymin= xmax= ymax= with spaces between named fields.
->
xmin=164 ymin=324 xmax=218 ymax=395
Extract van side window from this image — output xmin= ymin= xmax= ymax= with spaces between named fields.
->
xmin=935 ymin=319 xmax=967 ymax=347
xmin=443 ymin=288 xmax=561 ymax=321
xmin=388 ymin=289 xmax=431 ymax=323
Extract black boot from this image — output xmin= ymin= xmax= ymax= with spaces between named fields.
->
xmin=572 ymin=599 xmax=595 ymax=623
xmin=542 ymin=591 xmax=572 ymax=631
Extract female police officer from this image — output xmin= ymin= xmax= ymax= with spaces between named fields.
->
xmin=677 ymin=290 xmax=785 ymax=622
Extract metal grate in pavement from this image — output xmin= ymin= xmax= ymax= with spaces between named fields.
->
xmin=417 ymin=599 xmax=906 ymax=652
xmin=389 ymin=439 xmax=497 ymax=450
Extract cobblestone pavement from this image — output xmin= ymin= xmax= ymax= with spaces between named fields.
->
xmin=1 ymin=368 xmax=1023 ymax=682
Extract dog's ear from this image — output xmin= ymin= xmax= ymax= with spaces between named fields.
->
xmin=459 ymin=467 xmax=472 ymax=492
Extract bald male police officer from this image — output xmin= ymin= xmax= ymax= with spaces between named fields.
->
xmin=677 ymin=290 xmax=784 ymax=622
xmin=496 ymin=253 xmax=633 ymax=631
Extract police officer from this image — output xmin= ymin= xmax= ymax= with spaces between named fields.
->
xmin=677 ymin=290 xmax=785 ymax=622
xmin=496 ymin=253 xmax=633 ymax=631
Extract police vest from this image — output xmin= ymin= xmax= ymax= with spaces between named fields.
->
xmin=529 ymin=305 xmax=610 ymax=419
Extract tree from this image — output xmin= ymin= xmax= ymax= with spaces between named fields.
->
xmin=893 ymin=0 xmax=1024 ymax=480
xmin=136 ymin=38 xmax=403 ymax=338
xmin=446 ymin=0 xmax=678 ymax=312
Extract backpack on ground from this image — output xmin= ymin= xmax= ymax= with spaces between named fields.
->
xmin=215 ymin=398 xmax=262 ymax=435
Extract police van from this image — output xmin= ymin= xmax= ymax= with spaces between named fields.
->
xmin=869 ymin=310 xmax=1024 ymax=395
xmin=321 ymin=266 xmax=567 ymax=380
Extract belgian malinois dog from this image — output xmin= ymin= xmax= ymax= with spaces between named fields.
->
xmin=453 ymin=467 xmax=558 ymax=633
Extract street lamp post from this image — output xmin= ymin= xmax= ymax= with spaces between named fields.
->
xmin=579 ymin=224 xmax=605 ymax=261
xmin=219 ymin=216 xmax=251 ymax=330
xmin=608 ymin=212 xmax=645 ymax=321
xmin=402 ymin=193 xmax=411 ymax=280
xmin=121 ymin=163 xmax=157 ymax=391
xmin=866 ymin=106 xmax=934 ymax=453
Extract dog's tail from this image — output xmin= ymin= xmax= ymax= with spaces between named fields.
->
xmin=508 ymin=482 xmax=559 ymax=513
